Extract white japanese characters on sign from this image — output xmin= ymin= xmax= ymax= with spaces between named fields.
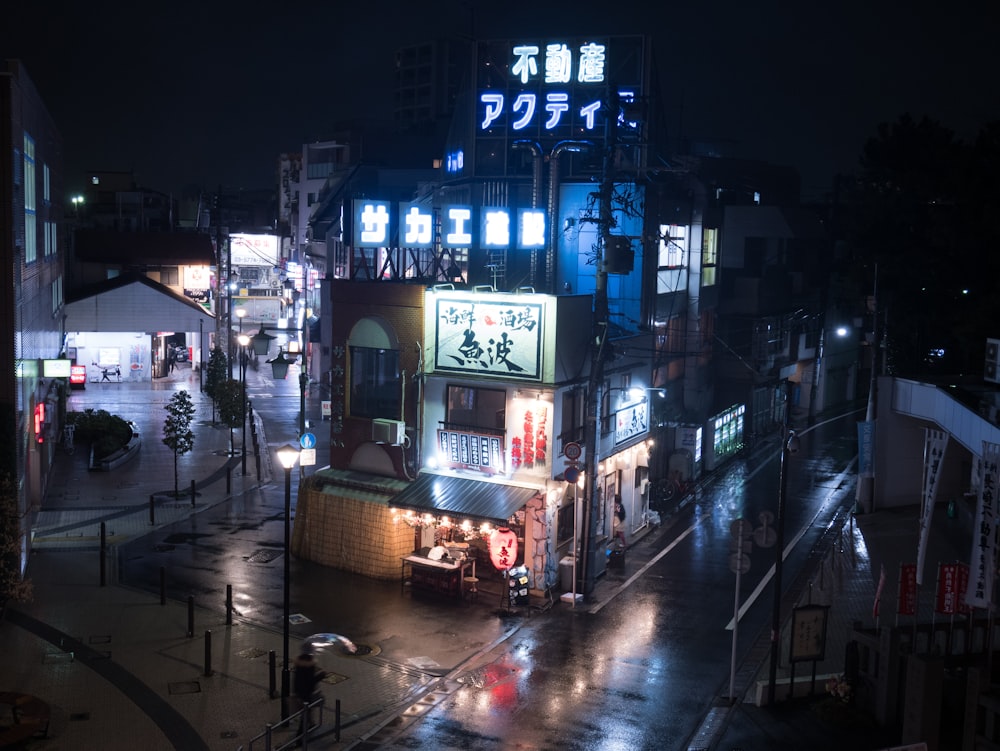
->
xmin=353 ymin=200 xmax=547 ymax=250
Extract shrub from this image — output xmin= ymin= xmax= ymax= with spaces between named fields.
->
xmin=67 ymin=409 xmax=134 ymax=460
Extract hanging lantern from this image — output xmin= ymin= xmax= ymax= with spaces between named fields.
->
xmin=489 ymin=527 xmax=518 ymax=571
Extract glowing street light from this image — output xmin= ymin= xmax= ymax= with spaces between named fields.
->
xmin=276 ymin=443 xmax=299 ymax=719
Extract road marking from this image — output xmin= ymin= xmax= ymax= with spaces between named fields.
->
xmin=588 ymin=510 xmax=713 ymax=614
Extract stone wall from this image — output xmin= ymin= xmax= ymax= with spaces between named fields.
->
xmin=292 ymin=479 xmax=414 ymax=580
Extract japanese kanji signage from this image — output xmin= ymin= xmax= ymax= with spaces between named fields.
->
xmin=437 ymin=429 xmax=505 ymax=475
xmin=614 ymin=398 xmax=648 ymax=445
xmin=475 ymin=37 xmax=644 ymax=143
xmin=431 ymin=295 xmax=543 ymax=380
xmin=936 ymin=562 xmax=971 ymax=615
xmin=965 ymin=441 xmax=1000 ymax=609
xmin=352 ymin=200 xmax=547 ymax=251
xmin=789 ymin=604 xmax=829 ymax=663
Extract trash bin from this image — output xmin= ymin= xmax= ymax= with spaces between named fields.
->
xmin=559 ymin=556 xmax=576 ymax=592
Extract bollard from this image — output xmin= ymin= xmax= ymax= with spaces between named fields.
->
xmin=160 ymin=567 xmax=166 ymax=605
xmin=256 ymin=453 xmax=261 ymax=482
xmin=149 ymin=494 xmax=155 ymax=525
xmin=100 ymin=522 xmax=106 ymax=587
xmin=268 ymin=650 xmax=277 ymax=698
xmin=187 ymin=596 xmax=194 ymax=637
xmin=204 ymin=630 xmax=213 ymax=676
xmin=190 ymin=480 xmax=196 ymax=508
xmin=226 ymin=584 xmax=233 ymax=626
xmin=335 ymin=698 xmax=341 ymax=741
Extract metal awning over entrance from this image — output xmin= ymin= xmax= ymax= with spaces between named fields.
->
xmin=390 ymin=472 xmax=542 ymax=525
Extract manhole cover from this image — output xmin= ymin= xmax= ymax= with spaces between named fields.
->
xmin=322 ymin=672 xmax=348 ymax=685
xmin=238 ymin=647 xmax=268 ymax=659
xmin=168 ymin=681 xmax=201 ymax=695
xmin=247 ymin=549 xmax=282 ymax=563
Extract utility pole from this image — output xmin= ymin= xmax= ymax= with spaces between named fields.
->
xmin=580 ymin=87 xmax=619 ymax=597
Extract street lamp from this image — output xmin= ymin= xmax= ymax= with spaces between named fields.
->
xmin=767 ymin=417 xmax=799 ymax=705
xmin=276 ymin=443 xmax=299 ymax=719
xmin=238 ymin=334 xmax=250 ymax=475
xmin=250 ymin=325 xmax=309 ymax=437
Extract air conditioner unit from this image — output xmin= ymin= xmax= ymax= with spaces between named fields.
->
xmin=372 ymin=418 xmax=406 ymax=446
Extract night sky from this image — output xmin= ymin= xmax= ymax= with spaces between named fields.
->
xmin=4 ymin=0 xmax=997 ymax=199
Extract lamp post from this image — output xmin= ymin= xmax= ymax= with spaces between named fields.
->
xmin=250 ymin=325 xmax=309 ymax=438
xmin=238 ymin=334 xmax=250 ymax=475
xmin=767 ymin=406 xmax=797 ymax=706
xmin=276 ymin=443 xmax=299 ymax=719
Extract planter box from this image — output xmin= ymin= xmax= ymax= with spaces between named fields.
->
xmin=90 ymin=423 xmax=141 ymax=471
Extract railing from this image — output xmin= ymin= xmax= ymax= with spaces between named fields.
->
xmin=236 ymin=697 xmax=338 ymax=751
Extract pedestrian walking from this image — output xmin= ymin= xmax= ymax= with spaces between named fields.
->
xmin=613 ymin=494 xmax=627 ymax=549
xmin=168 ymin=348 xmax=176 ymax=373
xmin=293 ymin=645 xmax=327 ymax=736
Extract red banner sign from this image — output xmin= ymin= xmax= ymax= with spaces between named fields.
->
xmin=935 ymin=562 xmax=971 ymax=615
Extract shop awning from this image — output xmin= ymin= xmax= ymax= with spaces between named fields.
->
xmin=389 ymin=472 xmax=542 ymax=525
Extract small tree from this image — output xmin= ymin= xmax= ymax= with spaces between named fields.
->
xmin=163 ymin=390 xmax=196 ymax=498
xmin=216 ymin=378 xmax=246 ymax=457
xmin=204 ymin=346 xmax=229 ymax=425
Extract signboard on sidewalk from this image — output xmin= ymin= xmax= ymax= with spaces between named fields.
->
xmin=789 ymin=604 xmax=829 ymax=663
xmin=898 ymin=563 xmax=917 ymax=615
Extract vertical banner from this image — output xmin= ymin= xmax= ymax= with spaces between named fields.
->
xmin=916 ymin=429 xmax=948 ymax=585
xmin=873 ymin=563 xmax=886 ymax=619
xmin=965 ymin=442 xmax=1000 ymax=610
xmin=936 ymin=562 xmax=972 ymax=615
xmin=898 ymin=563 xmax=917 ymax=616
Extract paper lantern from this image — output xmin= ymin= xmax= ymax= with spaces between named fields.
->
xmin=489 ymin=527 xmax=518 ymax=571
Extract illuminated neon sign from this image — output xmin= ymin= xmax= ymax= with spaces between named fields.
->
xmin=353 ymin=200 xmax=546 ymax=250
xmin=479 ymin=40 xmax=620 ymax=134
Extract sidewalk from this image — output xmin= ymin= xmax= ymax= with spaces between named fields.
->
xmin=1 ymin=373 xmax=938 ymax=751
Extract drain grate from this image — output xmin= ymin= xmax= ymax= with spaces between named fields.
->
xmin=247 ymin=549 xmax=282 ymax=563
xmin=168 ymin=681 xmax=201 ymax=695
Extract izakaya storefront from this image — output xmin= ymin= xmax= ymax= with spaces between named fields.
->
xmin=389 ymin=472 xmax=548 ymax=603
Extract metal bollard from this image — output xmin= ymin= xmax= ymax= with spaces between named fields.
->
xmin=187 ymin=596 xmax=194 ymax=637
xmin=268 ymin=650 xmax=276 ymax=698
xmin=335 ymin=698 xmax=341 ymax=741
xmin=226 ymin=584 xmax=233 ymax=626
xmin=149 ymin=494 xmax=155 ymax=525
xmin=100 ymin=522 xmax=106 ymax=587
xmin=256 ymin=453 xmax=261 ymax=482
xmin=204 ymin=630 xmax=213 ymax=676
xmin=160 ymin=567 xmax=166 ymax=605
xmin=191 ymin=480 xmax=196 ymax=507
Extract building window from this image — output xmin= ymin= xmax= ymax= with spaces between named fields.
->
xmin=445 ymin=385 xmax=505 ymax=430
xmin=560 ymin=388 xmax=585 ymax=447
xmin=350 ymin=346 xmax=401 ymax=419
xmin=702 ymin=227 xmax=717 ymax=287
xmin=43 ymin=164 xmax=50 ymax=203
xmin=24 ymin=134 xmax=36 ymax=263
xmin=44 ymin=220 xmax=56 ymax=257
xmin=160 ymin=267 xmax=179 ymax=285
xmin=658 ymin=224 xmax=686 ymax=268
